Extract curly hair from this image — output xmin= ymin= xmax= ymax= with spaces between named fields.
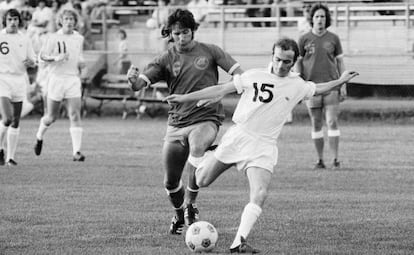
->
xmin=161 ymin=9 xmax=199 ymax=39
xmin=56 ymin=9 xmax=79 ymax=28
xmin=308 ymin=3 xmax=331 ymax=29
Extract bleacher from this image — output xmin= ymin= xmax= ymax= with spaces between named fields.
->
xmin=80 ymin=1 xmax=414 ymax=117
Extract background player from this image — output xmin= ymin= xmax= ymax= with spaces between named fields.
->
xmin=0 ymin=9 xmax=36 ymax=166
xmin=127 ymin=9 xmax=243 ymax=235
xmin=296 ymin=3 xmax=346 ymax=169
xmin=165 ymin=38 xmax=358 ymax=253
xmin=34 ymin=9 xmax=86 ymax=161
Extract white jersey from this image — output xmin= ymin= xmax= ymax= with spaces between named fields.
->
xmin=232 ymin=65 xmax=316 ymax=143
xmin=0 ymin=29 xmax=35 ymax=75
xmin=41 ymin=29 xmax=84 ymax=76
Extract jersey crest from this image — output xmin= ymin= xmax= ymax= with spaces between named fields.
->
xmin=194 ymin=56 xmax=209 ymax=70
xmin=172 ymin=61 xmax=181 ymax=77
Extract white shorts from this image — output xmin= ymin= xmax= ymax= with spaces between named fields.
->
xmin=214 ymin=125 xmax=278 ymax=173
xmin=47 ymin=74 xmax=81 ymax=101
xmin=0 ymin=73 xmax=27 ymax=102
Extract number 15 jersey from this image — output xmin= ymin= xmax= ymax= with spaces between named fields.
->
xmin=232 ymin=66 xmax=316 ymax=143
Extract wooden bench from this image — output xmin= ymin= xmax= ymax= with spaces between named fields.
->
xmin=90 ymin=19 xmax=121 ymax=34
xmin=85 ymin=74 xmax=168 ymax=119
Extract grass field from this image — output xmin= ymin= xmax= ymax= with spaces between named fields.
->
xmin=1 ymin=117 xmax=414 ymax=254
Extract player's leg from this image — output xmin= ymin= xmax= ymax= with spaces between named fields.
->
xmin=34 ymin=97 xmax=61 ymax=156
xmin=66 ymin=97 xmax=85 ymax=161
xmin=162 ymin=140 xmax=189 ymax=234
xmin=195 ymin=155 xmax=232 ymax=188
xmin=6 ymin=101 xmax=23 ymax=165
xmin=308 ymin=106 xmax=325 ymax=169
xmin=185 ymin=121 xmax=218 ymax=225
xmin=325 ymin=102 xmax=341 ymax=169
xmin=229 ymin=167 xmax=270 ymax=253
xmin=0 ymin=97 xmax=13 ymax=165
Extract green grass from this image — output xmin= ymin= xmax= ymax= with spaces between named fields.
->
xmin=1 ymin=117 xmax=414 ymax=254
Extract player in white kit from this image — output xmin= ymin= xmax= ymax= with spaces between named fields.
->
xmin=0 ymin=9 xmax=36 ymax=166
xmin=165 ymin=38 xmax=358 ymax=253
xmin=34 ymin=9 xmax=86 ymax=161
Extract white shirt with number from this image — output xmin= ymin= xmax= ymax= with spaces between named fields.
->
xmin=40 ymin=29 xmax=84 ymax=76
xmin=232 ymin=66 xmax=316 ymax=143
xmin=0 ymin=29 xmax=35 ymax=75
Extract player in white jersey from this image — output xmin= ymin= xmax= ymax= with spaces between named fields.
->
xmin=0 ymin=9 xmax=36 ymax=166
xmin=33 ymin=9 xmax=86 ymax=161
xmin=165 ymin=38 xmax=358 ymax=253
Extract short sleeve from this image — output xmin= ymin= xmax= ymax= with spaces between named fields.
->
xmin=233 ymin=74 xmax=244 ymax=94
xmin=303 ymin=81 xmax=316 ymax=100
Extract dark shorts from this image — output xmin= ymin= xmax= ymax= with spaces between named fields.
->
xmin=306 ymin=90 xmax=340 ymax=108
xmin=164 ymin=121 xmax=218 ymax=146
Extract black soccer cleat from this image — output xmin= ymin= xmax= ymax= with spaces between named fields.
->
xmin=0 ymin=149 xmax=4 ymax=165
xmin=73 ymin=152 xmax=86 ymax=162
xmin=7 ymin=159 xmax=17 ymax=166
xmin=332 ymin=159 xmax=341 ymax=169
xmin=230 ymin=236 xmax=260 ymax=254
xmin=314 ymin=159 xmax=326 ymax=169
xmin=184 ymin=203 xmax=200 ymax=226
xmin=34 ymin=139 xmax=43 ymax=156
xmin=206 ymin=144 xmax=218 ymax=152
xmin=169 ymin=216 xmax=185 ymax=235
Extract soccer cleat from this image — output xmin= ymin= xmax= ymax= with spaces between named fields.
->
xmin=73 ymin=152 xmax=86 ymax=162
xmin=206 ymin=144 xmax=218 ymax=152
xmin=230 ymin=236 xmax=260 ymax=254
xmin=0 ymin=150 xmax=4 ymax=165
xmin=332 ymin=159 xmax=341 ymax=169
xmin=169 ymin=216 xmax=185 ymax=235
xmin=34 ymin=139 xmax=43 ymax=156
xmin=314 ymin=159 xmax=326 ymax=169
xmin=184 ymin=203 xmax=200 ymax=226
xmin=6 ymin=159 xmax=17 ymax=166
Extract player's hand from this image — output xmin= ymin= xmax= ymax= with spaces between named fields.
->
xmin=127 ymin=65 xmax=139 ymax=85
xmin=340 ymin=70 xmax=359 ymax=83
xmin=163 ymin=94 xmax=185 ymax=104
xmin=54 ymin=54 xmax=66 ymax=62
xmin=23 ymin=58 xmax=36 ymax=67
xmin=196 ymin=95 xmax=223 ymax=107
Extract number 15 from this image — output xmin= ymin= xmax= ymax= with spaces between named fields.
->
xmin=253 ymin=83 xmax=274 ymax=103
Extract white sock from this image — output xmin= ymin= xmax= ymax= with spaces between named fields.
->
xmin=70 ymin=127 xmax=83 ymax=155
xmin=0 ymin=123 xmax=7 ymax=150
xmin=6 ymin=127 xmax=19 ymax=161
xmin=230 ymin=203 xmax=262 ymax=249
xmin=36 ymin=117 xmax=49 ymax=140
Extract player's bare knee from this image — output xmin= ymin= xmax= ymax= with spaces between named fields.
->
xmin=326 ymin=118 xmax=338 ymax=129
xmin=164 ymin=180 xmax=181 ymax=191
xmin=251 ymin=187 xmax=268 ymax=206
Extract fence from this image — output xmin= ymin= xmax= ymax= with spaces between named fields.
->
xmin=89 ymin=2 xmax=414 ymax=88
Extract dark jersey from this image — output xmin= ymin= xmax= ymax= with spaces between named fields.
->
xmin=142 ymin=41 xmax=240 ymax=128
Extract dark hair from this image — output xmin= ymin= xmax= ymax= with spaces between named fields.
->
xmin=161 ymin=9 xmax=199 ymax=39
xmin=308 ymin=3 xmax=331 ymax=28
xmin=272 ymin=37 xmax=299 ymax=63
xmin=2 ymin=9 xmax=23 ymax=28
xmin=119 ymin=28 xmax=127 ymax=39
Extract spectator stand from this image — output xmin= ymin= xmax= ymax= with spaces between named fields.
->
xmin=81 ymin=51 xmax=168 ymax=119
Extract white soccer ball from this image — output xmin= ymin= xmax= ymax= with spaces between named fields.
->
xmin=185 ymin=221 xmax=218 ymax=253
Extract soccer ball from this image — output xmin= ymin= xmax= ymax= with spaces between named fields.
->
xmin=185 ymin=221 xmax=218 ymax=253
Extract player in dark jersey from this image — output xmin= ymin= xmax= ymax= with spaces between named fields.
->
xmin=127 ymin=9 xmax=243 ymax=235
